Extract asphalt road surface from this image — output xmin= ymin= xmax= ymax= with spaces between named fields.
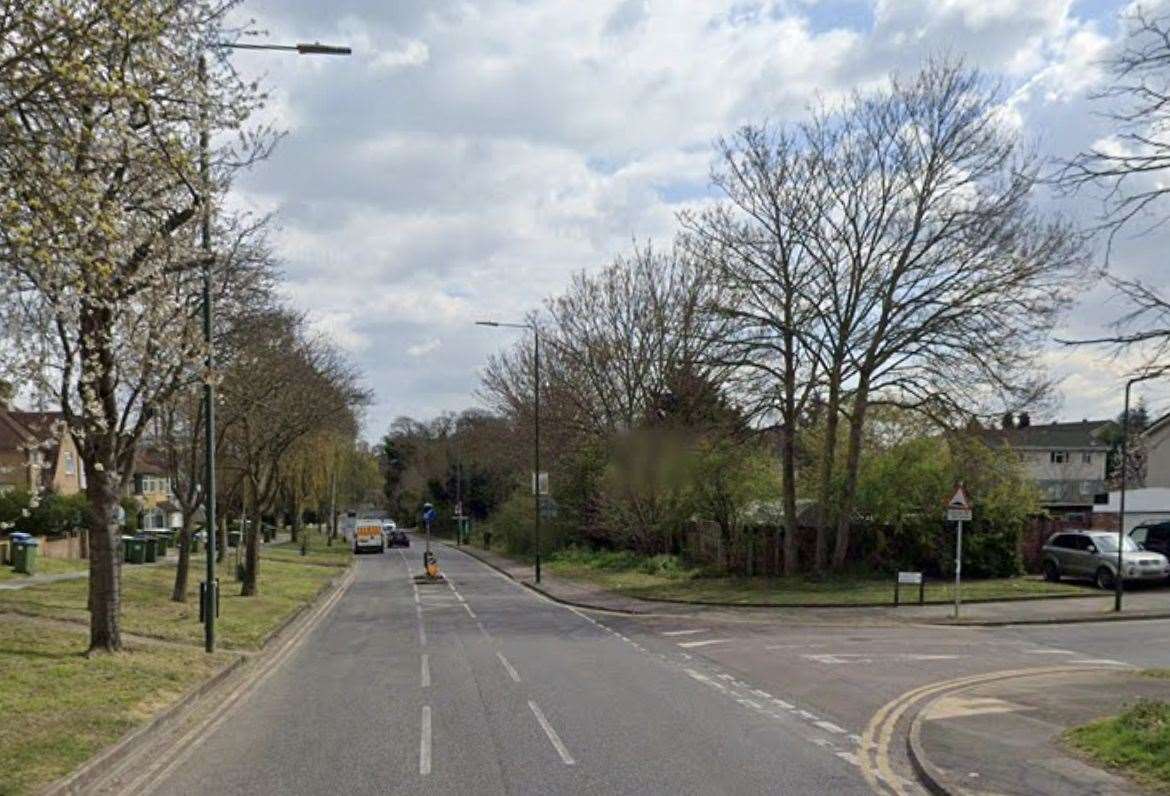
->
xmin=146 ymin=536 xmax=873 ymax=795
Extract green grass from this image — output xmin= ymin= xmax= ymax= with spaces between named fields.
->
xmin=0 ymin=617 xmax=233 ymax=796
xmin=263 ymin=533 xmax=353 ymax=567
xmin=0 ymin=552 xmax=341 ymax=650
xmin=0 ymin=557 xmax=88 ymax=582
xmin=1066 ymin=699 xmax=1170 ymax=793
xmin=543 ymin=548 xmax=1088 ymax=605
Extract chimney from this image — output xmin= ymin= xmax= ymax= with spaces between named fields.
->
xmin=1018 ymin=412 xmax=1031 ymax=428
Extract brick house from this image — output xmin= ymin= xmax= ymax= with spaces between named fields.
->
xmin=0 ymin=406 xmax=85 ymax=496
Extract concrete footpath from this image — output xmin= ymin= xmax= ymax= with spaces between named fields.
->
xmin=444 ymin=540 xmax=1170 ymax=626
xmin=909 ymin=669 xmax=1165 ymax=795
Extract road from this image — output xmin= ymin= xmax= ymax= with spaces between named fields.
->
xmin=146 ymin=536 xmax=872 ymax=795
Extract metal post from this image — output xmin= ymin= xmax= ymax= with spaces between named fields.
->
xmin=1116 ymin=380 xmax=1132 ymax=612
xmin=198 ymin=53 xmax=217 ymax=654
xmin=533 ymin=328 xmax=541 ymax=584
xmin=456 ymin=461 xmax=462 ymax=547
xmin=953 ymin=519 xmax=963 ymax=620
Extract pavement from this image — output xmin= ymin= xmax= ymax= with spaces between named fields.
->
xmin=910 ymin=670 xmax=1166 ymax=795
xmin=449 ymin=540 xmax=1170 ymax=627
xmin=102 ymin=534 xmax=1170 ymax=795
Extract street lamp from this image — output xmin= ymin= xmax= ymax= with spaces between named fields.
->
xmin=476 ymin=320 xmax=543 ymax=583
xmin=1115 ymin=366 xmax=1169 ymax=612
xmin=198 ymin=40 xmax=350 ymax=653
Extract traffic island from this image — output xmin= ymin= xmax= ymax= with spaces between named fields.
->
xmin=907 ymin=669 xmax=1166 ymax=795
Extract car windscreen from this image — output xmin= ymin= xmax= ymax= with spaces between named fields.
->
xmin=1093 ymin=535 xmax=1139 ymax=553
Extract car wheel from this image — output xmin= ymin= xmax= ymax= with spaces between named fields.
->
xmin=1095 ymin=567 xmax=1115 ymax=590
xmin=1043 ymin=560 xmax=1061 ymax=583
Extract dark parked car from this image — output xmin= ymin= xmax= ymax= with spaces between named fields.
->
xmin=1131 ymin=521 xmax=1170 ymax=560
xmin=387 ymin=530 xmax=410 ymax=548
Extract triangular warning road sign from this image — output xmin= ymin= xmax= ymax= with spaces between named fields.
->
xmin=947 ymin=485 xmax=971 ymax=510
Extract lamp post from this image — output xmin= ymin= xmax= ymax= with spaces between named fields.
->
xmin=198 ymin=40 xmax=350 ymax=653
xmin=1115 ymin=367 xmax=1168 ymax=612
xmin=476 ymin=320 xmax=542 ymax=583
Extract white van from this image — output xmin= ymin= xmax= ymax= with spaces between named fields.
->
xmin=353 ymin=518 xmax=385 ymax=554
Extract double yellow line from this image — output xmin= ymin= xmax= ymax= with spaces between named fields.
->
xmin=857 ymin=665 xmax=1119 ymax=795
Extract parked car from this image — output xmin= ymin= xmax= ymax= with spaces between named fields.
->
xmin=1042 ymin=529 xmax=1170 ymax=589
xmin=1131 ymin=521 xmax=1170 ymax=559
xmin=386 ymin=530 xmax=409 ymax=548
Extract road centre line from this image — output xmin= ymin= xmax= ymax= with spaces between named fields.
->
xmin=661 ymin=629 xmax=708 ymax=636
xmin=464 ymin=603 xmax=477 ymax=618
xmin=420 ymin=706 xmax=432 ymax=775
xmin=678 ymin=639 xmax=730 ymax=649
xmin=421 ymin=654 xmax=430 ymax=688
xmin=497 ymin=651 xmax=522 ymax=682
xmin=1025 ymin=649 xmax=1074 ymax=655
xmin=528 ymin=700 xmax=575 ymax=765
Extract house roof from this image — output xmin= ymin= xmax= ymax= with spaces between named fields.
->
xmin=1147 ymin=410 xmax=1170 ymax=439
xmin=978 ymin=419 xmax=1113 ymax=451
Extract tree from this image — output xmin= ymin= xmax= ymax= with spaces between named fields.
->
xmin=682 ymin=125 xmax=825 ymax=574
xmin=217 ymin=309 xmax=366 ymax=595
xmin=0 ymin=0 xmax=269 ymax=651
xmin=795 ymin=60 xmax=1085 ymax=569
xmin=1060 ymin=9 xmax=1170 ymax=371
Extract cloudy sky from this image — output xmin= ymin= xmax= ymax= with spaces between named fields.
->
xmin=224 ymin=0 xmax=1169 ymax=440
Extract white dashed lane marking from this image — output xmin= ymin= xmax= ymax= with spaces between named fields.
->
xmin=678 ymin=639 xmax=731 ymax=649
xmin=529 ymin=701 xmax=575 ymax=765
xmin=661 ymin=629 xmax=709 ymax=636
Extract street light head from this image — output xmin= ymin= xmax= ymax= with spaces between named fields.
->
xmin=475 ymin=321 xmax=500 ymax=327
xmin=296 ymin=43 xmax=352 ymax=55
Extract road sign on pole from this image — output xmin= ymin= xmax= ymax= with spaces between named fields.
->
xmin=945 ymin=485 xmax=973 ymax=618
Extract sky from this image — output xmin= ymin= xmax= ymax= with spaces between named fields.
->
xmin=223 ymin=0 xmax=1170 ymax=441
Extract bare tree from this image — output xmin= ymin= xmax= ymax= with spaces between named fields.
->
xmin=807 ymin=61 xmax=1087 ymax=568
xmin=1059 ymin=9 xmax=1170 ymax=369
xmin=218 ymin=309 xmax=367 ymax=595
xmin=681 ymin=125 xmax=825 ymax=575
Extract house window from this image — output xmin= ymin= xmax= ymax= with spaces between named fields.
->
xmin=1050 ymin=451 xmax=1067 ymax=464
xmin=1082 ymin=452 xmax=1092 ymax=464
xmin=64 ymin=452 xmax=75 ymax=475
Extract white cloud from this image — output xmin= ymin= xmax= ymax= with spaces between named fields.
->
xmin=406 ymin=338 xmax=442 ymax=357
xmin=371 ymin=40 xmax=429 ymax=72
xmin=226 ymin=0 xmax=1161 ymax=437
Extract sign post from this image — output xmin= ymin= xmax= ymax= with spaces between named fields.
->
xmin=895 ymin=571 xmax=924 ymax=606
xmin=946 ymin=485 xmax=973 ymax=619
xmin=421 ymin=502 xmax=439 ymax=578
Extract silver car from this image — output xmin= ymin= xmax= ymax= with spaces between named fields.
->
xmin=1042 ymin=530 xmax=1170 ymax=589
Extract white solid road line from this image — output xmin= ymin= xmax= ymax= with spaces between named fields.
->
xmin=1025 ymin=649 xmax=1075 ymax=655
xmin=661 ymin=628 xmax=709 ymax=636
xmin=420 ymin=706 xmax=432 ymax=776
xmin=678 ymin=638 xmax=730 ymax=649
xmin=464 ymin=602 xmax=477 ymax=619
xmin=497 ymin=651 xmax=522 ymax=682
xmin=528 ymin=700 xmax=575 ymax=765
xmin=421 ymin=654 xmax=430 ymax=688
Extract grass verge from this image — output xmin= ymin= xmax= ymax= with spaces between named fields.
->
xmin=1066 ymin=699 xmax=1170 ymax=793
xmin=0 ymin=617 xmax=233 ymax=796
xmin=263 ymin=532 xmax=353 ymax=568
xmin=542 ymin=548 xmax=1088 ymax=605
xmin=0 ymin=557 xmax=88 ymax=582
xmin=0 ymin=550 xmax=342 ymax=650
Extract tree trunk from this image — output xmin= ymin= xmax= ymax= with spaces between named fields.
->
xmin=241 ymin=504 xmax=262 ymax=596
xmin=86 ymin=460 xmax=122 ymax=652
xmin=780 ymin=421 xmax=800 ymax=577
xmin=283 ymin=509 xmax=294 ymax=543
xmin=171 ymin=511 xmax=193 ymax=602
xmin=216 ymin=514 xmax=227 ymax=563
xmin=814 ymin=370 xmax=841 ymax=574
xmin=831 ymin=386 xmax=870 ymax=570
